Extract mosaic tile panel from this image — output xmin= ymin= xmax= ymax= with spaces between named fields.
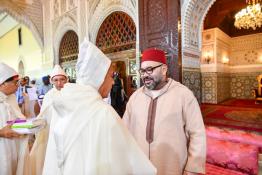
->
xmin=217 ymin=73 xmax=231 ymax=103
xmin=201 ymin=72 xmax=261 ymax=104
xmin=231 ymin=72 xmax=262 ymax=99
xmin=183 ymin=69 xmax=201 ymax=102
xmin=201 ymin=73 xmax=217 ymax=104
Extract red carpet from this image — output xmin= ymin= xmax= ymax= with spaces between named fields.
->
xmin=201 ymin=101 xmax=262 ymax=133
xmin=219 ymin=98 xmax=262 ymax=108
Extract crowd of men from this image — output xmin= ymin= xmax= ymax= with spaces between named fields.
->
xmin=0 ymin=39 xmax=206 ymax=175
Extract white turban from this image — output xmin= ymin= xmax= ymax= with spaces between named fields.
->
xmin=0 ymin=62 xmax=18 ymax=84
xmin=50 ymin=64 xmax=67 ymax=80
xmin=76 ymin=39 xmax=111 ymax=90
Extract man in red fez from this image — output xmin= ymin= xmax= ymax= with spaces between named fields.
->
xmin=123 ymin=48 xmax=206 ymax=175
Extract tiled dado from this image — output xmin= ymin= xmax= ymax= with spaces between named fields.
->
xmin=183 ymin=69 xmax=201 ymax=103
xmin=217 ymin=73 xmax=231 ymax=103
xmin=201 ymin=72 xmax=261 ymax=104
xmin=231 ymin=72 xmax=262 ymax=99
xmin=201 ymin=73 xmax=231 ymax=104
xmin=201 ymin=73 xmax=219 ymax=104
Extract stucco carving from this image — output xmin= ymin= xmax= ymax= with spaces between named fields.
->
xmin=182 ymin=0 xmax=216 ymax=51
xmin=0 ymin=2 xmax=44 ymax=50
xmin=53 ymin=0 xmax=60 ymax=18
xmin=89 ymin=0 xmax=136 ymax=43
xmin=53 ymin=14 xmax=78 ymax=64
xmin=68 ymin=0 xmax=76 ymax=10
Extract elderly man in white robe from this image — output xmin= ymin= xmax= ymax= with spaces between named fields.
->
xmin=30 ymin=65 xmax=68 ymax=175
xmin=42 ymin=39 xmax=156 ymax=175
xmin=0 ymin=62 xmax=29 ymax=175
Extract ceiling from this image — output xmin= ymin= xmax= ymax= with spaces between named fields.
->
xmin=0 ymin=12 xmax=19 ymax=38
xmin=204 ymin=0 xmax=262 ymax=37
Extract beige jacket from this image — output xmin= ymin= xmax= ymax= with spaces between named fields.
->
xmin=123 ymin=79 xmax=206 ymax=175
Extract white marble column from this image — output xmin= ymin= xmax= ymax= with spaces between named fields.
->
xmin=77 ymin=0 xmax=89 ymax=44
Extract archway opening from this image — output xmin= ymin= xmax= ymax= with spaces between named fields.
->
xmin=96 ymin=11 xmax=137 ymax=97
xmin=0 ymin=12 xmax=42 ymax=78
xmin=18 ymin=60 xmax=25 ymax=76
xmin=59 ymin=30 xmax=79 ymax=82
xmin=201 ymin=0 xmax=262 ymax=104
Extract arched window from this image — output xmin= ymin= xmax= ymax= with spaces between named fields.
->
xmin=18 ymin=60 xmax=24 ymax=76
xmin=59 ymin=30 xmax=79 ymax=64
xmin=96 ymin=11 xmax=136 ymax=54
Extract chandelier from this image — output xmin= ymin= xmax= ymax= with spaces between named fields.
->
xmin=234 ymin=0 xmax=262 ymax=30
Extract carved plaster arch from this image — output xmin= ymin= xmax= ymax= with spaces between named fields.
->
xmin=53 ymin=15 xmax=78 ymax=64
xmin=89 ymin=4 xmax=136 ymax=43
xmin=18 ymin=60 xmax=25 ymax=76
xmin=0 ymin=6 xmax=44 ymax=50
xmin=17 ymin=56 xmax=26 ymax=76
xmin=90 ymin=0 xmax=136 ymax=17
xmin=182 ymin=0 xmax=216 ymax=51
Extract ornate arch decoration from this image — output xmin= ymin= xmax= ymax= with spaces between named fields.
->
xmin=89 ymin=4 xmax=136 ymax=44
xmin=95 ymin=11 xmax=136 ymax=54
xmin=182 ymin=0 xmax=216 ymax=51
xmin=59 ymin=30 xmax=79 ymax=64
xmin=17 ymin=56 xmax=26 ymax=76
xmin=18 ymin=60 xmax=25 ymax=76
xmin=0 ymin=6 xmax=44 ymax=50
xmin=53 ymin=15 xmax=78 ymax=64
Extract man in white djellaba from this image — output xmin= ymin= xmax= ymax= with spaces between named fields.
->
xmin=0 ymin=62 xmax=29 ymax=175
xmin=30 ymin=65 xmax=68 ymax=175
xmin=42 ymin=39 xmax=156 ymax=175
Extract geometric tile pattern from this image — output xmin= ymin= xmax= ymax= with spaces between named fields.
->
xmin=231 ymin=72 xmax=262 ymax=99
xmin=217 ymin=73 xmax=231 ymax=103
xmin=201 ymin=72 xmax=262 ymax=104
xmin=201 ymin=72 xmax=217 ymax=104
xmin=183 ymin=69 xmax=201 ymax=102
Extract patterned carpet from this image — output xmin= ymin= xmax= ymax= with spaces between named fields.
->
xmin=201 ymin=100 xmax=262 ymax=133
xmin=220 ymin=99 xmax=262 ymax=108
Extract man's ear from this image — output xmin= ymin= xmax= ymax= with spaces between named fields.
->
xmin=161 ymin=64 xmax=168 ymax=76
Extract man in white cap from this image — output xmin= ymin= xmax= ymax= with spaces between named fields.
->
xmin=0 ymin=62 xmax=29 ymax=175
xmin=30 ymin=64 xmax=68 ymax=175
xmin=42 ymin=39 xmax=156 ymax=175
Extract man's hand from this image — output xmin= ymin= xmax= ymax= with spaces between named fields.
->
xmin=183 ymin=171 xmax=199 ymax=175
xmin=0 ymin=124 xmax=21 ymax=138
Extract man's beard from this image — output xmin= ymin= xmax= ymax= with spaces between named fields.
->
xmin=142 ymin=76 xmax=161 ymax=90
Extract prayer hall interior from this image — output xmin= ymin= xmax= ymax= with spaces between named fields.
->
xmin=0 ymin=0 xmax=261 ymax=174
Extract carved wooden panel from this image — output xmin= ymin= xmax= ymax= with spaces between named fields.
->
xmin=59 ymin=30 xmax=79 ymax=64
xmin=148 ymin=0 xmax=166 ymax=34
xmin=139 ymin=0 xmax=181 ymax=81
xmin=96 ymin=11 xmax=136 ymax=54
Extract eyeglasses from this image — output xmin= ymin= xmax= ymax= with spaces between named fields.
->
xmin=138 ymin=64 xmax=163 ymax=75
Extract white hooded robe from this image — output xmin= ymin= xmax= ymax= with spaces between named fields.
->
xmin=42 ymin=39 xmax=156 ymax=175
xmin=0 ymin=92 xmax=29 ymax=175
xmin=42 ymin=83 xmax=156 ymax=175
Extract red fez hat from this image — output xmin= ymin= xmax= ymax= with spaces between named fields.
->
xmin=141 ymin=48 xmax=166 ymax=64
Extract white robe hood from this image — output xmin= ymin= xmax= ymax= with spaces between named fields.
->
xmin=76 ymin=38 xmax=111 ymax=90
xmin=42 ymin=83 xmax=156 ymax=175
xmin=0 ymin=62 xmax=18 ymax=84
